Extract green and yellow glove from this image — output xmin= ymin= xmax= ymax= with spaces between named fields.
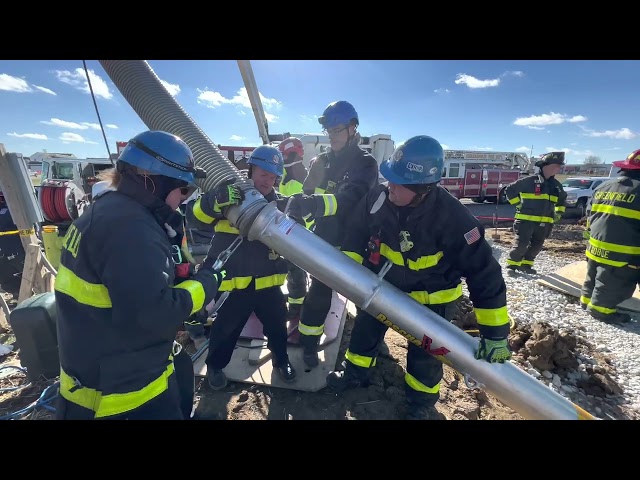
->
xmin=475 ymin=337 xmax=512 ymax=363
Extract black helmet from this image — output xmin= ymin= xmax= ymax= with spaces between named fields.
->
xmin=535 ymin=151 xmax=565 ymax=168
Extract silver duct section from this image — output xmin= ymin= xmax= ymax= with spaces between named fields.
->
xmin=99 ymin=60 xmax=596 ymax=420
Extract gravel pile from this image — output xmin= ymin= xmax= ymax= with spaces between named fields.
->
xmin=486 ymin=241 xmax=640 ymax=416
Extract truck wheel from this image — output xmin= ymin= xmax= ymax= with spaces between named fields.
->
xmin=576 ymin=198 xmax=587 ymax=217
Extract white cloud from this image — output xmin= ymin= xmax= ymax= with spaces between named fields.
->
xmin=106 ymin=124 xmax=118 ymax=129
xmin=196 ymin=86 xmax=281 ymax=122
xmin=8 ymin=132 xmax=48 ymax=140
xmin=41 ymin=118 xmax=103 ymax=130
xmin=434 ymin=88 xmax=451 ymax=94
xmin=545 ymin=146 xmax=595 ymax=157
xmin=454 ymin=74 xmax=500 ymax=89
xmin=160 ymin=79 xmax=181 ymax=97
xmin=501 ymin=70 xmax=524 ymax=77
xmin=55 ymin=68 xmax=113 ymax=100
xmin=33 ymin=85 xmax=56 ymax=95
xmin=441 ymin=144 xmax=449 ymax=150
xmin=59 ymin=132 xmax=98 ymax=144
xmin=515 ymin=146 xmax=531 ymax=152
xmin=0 ymin=73 xmax=32 ymax=92
xmin=513 ymin=112 xmax=588 ymax=128
xmin=570 ymin=143 xmax=578 ymax=146
xmin=229 ymin=135 xmax=244 ymax=141
xmin=469 ymin=146 xmax=493 ymax=151
xmin=300 ymin=114 xmax=318 ymax=122
xmin=584 ymin=127 xmax=636 ymax=140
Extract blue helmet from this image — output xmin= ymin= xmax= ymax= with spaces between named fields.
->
xmin=318 ymin=101 xmax=359 ymax=129
xmin=118 ymin=130 xmax=204 ymax=184
xmin=380 ymin=135 xmax=444 ymax=185
xmin=247 ymin=145 xmax=284 ymax=177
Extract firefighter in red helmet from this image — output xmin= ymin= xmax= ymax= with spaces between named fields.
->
xmin=581 ymin=148 xmax=640 ymax=324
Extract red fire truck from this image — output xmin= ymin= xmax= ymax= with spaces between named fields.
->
xmin=439 ymin=150 xmax=531 ymax=203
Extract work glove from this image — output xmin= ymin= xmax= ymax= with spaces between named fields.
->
xmin=474 ymin=337 xmax=512 ymax=363
xmin=287 ymin=193 xmax=321 ymax=222
xmin=582 ymin=229 xmax=590 ymax=240
xmin=202 ymin=178 xmax=245 ymax=215
xmin=185 ymin=308 xmax=209 ymax=327
xmin=554 ymin=212 xmax=563 ymax=223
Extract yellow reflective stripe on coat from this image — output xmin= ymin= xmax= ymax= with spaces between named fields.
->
xmin=591 ymin=203 xmax=640 ymax=221
xmin=585 ymin=250 xmax=627 ymax=267
xmin=319 ymin=194 xmax=337 ymax=216
xmin=214 ymin=220 xmax=240 ymax=234
xmin=314 ymin=187 xmax=326 ymax=194
xmin=588 ymin=303 xmax=617 ymax=314
xmin=408 ymin=284 xmax=462 ymax=305
xmin=59 ymin=362 xmax=174 ymax=418
xmin=589 ymin=237 xmax=640 ymax=256
xmin=345 ymin=349 xmax=376 ymax=368
xmin=54 ymin=265 xmax=112 ymax=308
xmin=173 ymin=279 xmax=206 ymax=315
xmin=405 ymin=372 xmax=440 ymax=394
xmin=474 ymin=306 xmax=509 ymax=328
xmin=555 ymin=206 xmax=566 ymax=212
xmin=193 ymin=198 xmax=215 ymax=224
xmin=343 ymin=250 xmax=364 ymax=264
xmin=508 ymin=197 xmax=520 ymax=206
xmin=379 ymin=244 xmax=443 ymax=271
xmin=219 ymin=274 xmax=287 ymax=292
xmin=514 ymin=213 xmax=554 ymax=223
xmin=255 ymin=273 xmax=287 ymax=290
xmin=520 ymin=193 xmax=556 ymax=202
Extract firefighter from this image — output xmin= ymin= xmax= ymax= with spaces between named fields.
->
xmin=580 ymin=148 xmax=640 ymax=324
xmin=186 ymin=145 xmax=296 ymax=390
xmin=325 ymin=135 xmax=511 ymax=420
xmin=276 ymin=137 xmax=310 ymax=320
xmin=505 ymin=152 xmax=567 ymax=274
xmin=287 ymin=100 xmax=379 ymax=368
xmin=54 ymin=130 xmax=225 ymax=420
xmin=0 ymin=191 xmax=25 ymax=297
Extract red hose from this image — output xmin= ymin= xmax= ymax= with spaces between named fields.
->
xmin=40 ymin=185 xmax=60 ymax=222
xmin=54 ymin=186 xmax=72 ymax=221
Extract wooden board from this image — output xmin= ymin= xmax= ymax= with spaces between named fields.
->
xmin=193 ymin=291 xmax=350 ymax=392
xmin=537 ymin=260 xmax=640 ymax=312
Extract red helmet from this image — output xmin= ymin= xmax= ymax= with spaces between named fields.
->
xmin=278 ymin=137 xmax=304 ymax=165
xmin=613 ymin=149 xmax=640 ymax=170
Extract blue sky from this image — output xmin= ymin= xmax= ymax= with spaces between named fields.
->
xmin=0 ymin=60 xmax=638 ymax=164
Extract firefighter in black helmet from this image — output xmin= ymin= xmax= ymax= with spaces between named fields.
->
xmin=504 ymin=152 xmax=567 ymax=274
xmin=580 ymin=148 xmax=640 ymax=324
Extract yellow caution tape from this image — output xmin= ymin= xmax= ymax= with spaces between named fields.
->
xmin=0 ymin=230 xmax=20 ymax=236
xmin=19 ymin=228 xmax=35 ymax=236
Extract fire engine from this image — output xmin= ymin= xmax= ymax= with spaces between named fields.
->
xmin=217 ymin=132 xmax=395 ymax=174
xmin=439 ymin=150 xmax=531 ymax=204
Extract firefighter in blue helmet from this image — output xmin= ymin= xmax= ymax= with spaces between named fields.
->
xmin=286 ymin=101 xmax=379 ymax=368
xmin=54 ymin=130 xmax=225 ymax=420
xmin=185 ymin=145 xmax=296 ymax=390
xmin=325 ymin=135 xmax=511 ymax=420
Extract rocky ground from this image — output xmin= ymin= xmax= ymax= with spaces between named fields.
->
xmin=2 ymin=222 xmax=639 ymax=421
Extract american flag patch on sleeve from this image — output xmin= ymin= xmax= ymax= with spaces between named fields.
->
xmin=464 ymin=226 xmax=481 ymax=245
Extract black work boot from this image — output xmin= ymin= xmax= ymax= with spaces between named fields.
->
xmin=207 ymin=368 xmax=228 ymax=390
xmin=300 ymin=335 xmax=320 ymax=368
xmin=405 ymin=405 xmax=447 ymax=420
xmin=518 ymin=265 xmax=537 ymax=275
xmin=588 ymin=309 xmax=631 ymax=324
xmin=273 ymin=356 xmax=297 ymax=383
xmin=326 ymin=370 xmax=368 ymax=393
xmin=286 ymin=303 xmax=303 ymax=321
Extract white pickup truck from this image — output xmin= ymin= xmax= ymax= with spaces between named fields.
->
xmin=561 ymin=176 xmax=610 ymax=215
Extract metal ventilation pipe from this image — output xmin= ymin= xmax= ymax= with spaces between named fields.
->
xmin=99 ymin=60 xmax=596 ymax=420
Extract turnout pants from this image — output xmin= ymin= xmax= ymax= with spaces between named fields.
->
xmin=507 ymin=220 xmax=552 ymax=268
xmin=206 ymin=282 xmax=289 ymax=370
xmin=343 ymin=303 xmax=455 ymax=408
xmin=55 ymin=349 xmax=194 ymax=420
xmin=286 ymin=260 xmax=308 ymax=305
xmin=580 ymin=259 xmax=640 ymax=318
xmin=298 ymin=277 xmax=332 ymax=350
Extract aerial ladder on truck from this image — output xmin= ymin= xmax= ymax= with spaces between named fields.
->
xmin=237 ymin=60 xmax=270 ymax=146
